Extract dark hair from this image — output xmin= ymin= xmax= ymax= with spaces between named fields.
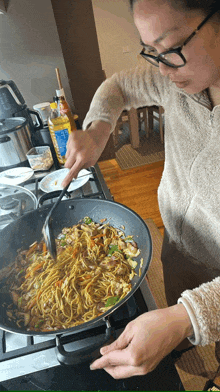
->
xmin=129 ymin=0 xmax=219 ymax=14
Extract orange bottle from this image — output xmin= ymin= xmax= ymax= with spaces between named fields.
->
xmin=55 ymin=67 xmax=77 ymax=132
xmin=56 ymin=89 xmax=77 ymax=132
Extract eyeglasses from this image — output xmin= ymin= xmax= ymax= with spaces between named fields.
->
xmin=140 ymin=8 xmax=218 ymax=68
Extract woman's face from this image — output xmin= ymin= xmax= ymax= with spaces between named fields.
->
xmin=133 ymin=0 xmax=220 ymax=94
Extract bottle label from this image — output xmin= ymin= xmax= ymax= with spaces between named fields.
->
xmin=54 ymin=128 xmax=69 ymax=156
xmin=60 ymin=105 xmax=68 ymax=115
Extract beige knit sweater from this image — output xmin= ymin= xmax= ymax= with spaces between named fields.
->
xmin=83 ymin=63 xmax=220 ymax=346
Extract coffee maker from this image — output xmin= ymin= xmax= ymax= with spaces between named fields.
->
xmin=0 ymin=79 xmax=44 ymax=140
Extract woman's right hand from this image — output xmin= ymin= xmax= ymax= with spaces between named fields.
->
xmin=61 ymin=121 xmax=111 ymax=187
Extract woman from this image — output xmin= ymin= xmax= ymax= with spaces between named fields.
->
xmin=62 ymin=0 xmax=220 ymax=379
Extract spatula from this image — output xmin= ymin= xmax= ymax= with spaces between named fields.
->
xmin=42 ymin=183 xmax=70 ymax=259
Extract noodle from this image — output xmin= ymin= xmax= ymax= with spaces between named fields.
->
xmin=4 ymin=217 xmax=140 ymax=332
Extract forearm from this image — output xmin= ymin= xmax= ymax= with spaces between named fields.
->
xmin=85 ymin=120 xmax=112 ymax=149
xmin=86 ymin=120 xmax=111 ymax=137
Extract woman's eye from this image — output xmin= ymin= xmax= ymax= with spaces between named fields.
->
xmin=145 ymin=46 xmax=157 ymax=54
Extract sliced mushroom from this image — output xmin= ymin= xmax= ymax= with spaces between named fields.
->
xmin=11 ymin=291 xmax=19 ymax=305
xmin=24 ymin=312 xmax=31 ymax=326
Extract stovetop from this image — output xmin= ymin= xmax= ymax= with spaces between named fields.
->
xmin=0 ymin=163 xmax=183 ymax=391
xmin=0 ymin=283 xmax=182 ymax=391
xmin=0 ymin=164 xmax=113 ymax=230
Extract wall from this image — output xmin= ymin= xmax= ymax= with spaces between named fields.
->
xmin=51 ymin=0 xmax=105 ymax=124
xmin=0 ymin=0 xmax=73 ymax=110
xmin=0 ymin=0 xmax=141 ymax=115
xmin=92 ymin=0 xmax=140 ymax=78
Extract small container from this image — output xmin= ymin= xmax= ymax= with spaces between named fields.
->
xmin=26 ymin=146 xmax=53 ymax=171
xmin=33 ymin=102 xmax=51 ymax=125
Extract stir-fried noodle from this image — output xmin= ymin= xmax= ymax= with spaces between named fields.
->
xmin=3 ymin=217 xmax=141 ymax=332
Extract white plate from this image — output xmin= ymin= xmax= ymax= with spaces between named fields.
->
xmin=0 ymin=167 xmax=34 ymax=186
xmin=39 ymin=168 xmax=92 ymax=193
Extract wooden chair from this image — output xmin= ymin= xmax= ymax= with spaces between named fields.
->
xmin=114 ymin=105 xmax=164 ymax=148
xmin=147 ymin=105 xmax=164 ymax=144
xmin=114 ymin=108 xmax=140 ymax=149
xmin=103 ymin=69 xmax=164 ymax=147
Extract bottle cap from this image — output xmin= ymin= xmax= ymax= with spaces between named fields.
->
xmin=50 ymin=102 xmax=57 ymax=109
xmin=56 ymin=88 xmax=65 ymax=97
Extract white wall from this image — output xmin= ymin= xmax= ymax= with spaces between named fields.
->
xmin=92 ymin=0 xmax=140 ymax=78
xmin=0 ymin=0 xmax=140 ymax=110
xmin=0 ymin=0 xmax=73 ymax=110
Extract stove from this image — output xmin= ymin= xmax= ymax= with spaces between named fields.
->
xmin=0 ymin=163 xmax=183 ymax=391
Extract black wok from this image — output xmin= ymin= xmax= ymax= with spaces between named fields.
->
xmin=0 ymin=198 xmax=152 ymax=364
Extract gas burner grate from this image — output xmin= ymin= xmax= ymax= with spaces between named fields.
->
xmin=0 ymin=197 xmax=20 ymax=210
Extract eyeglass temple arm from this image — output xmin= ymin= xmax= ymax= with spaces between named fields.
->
xmin=183 ymin=8 xmax=218 ymax=47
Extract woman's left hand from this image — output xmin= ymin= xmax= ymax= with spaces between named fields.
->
xmin=90 ymin=304 xmax=193 ymax=379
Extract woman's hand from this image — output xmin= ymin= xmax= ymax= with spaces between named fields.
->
xmin=61 ymin=121 xmax=111 ymax=187
xmin=90 ymin=304 xmax=193 ymax=379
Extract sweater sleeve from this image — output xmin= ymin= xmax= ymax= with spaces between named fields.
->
xmin=82 ymin=63 xmax=166 ymax=132
xmin=178 ymin=276 xmax=220 ymax=346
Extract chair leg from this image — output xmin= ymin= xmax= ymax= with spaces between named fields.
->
xmin=128 ymin=108 xmax=139 ymax=148
xmin=142 ymin=108 xmax=149 ymax=138
xmin=114 ymin=120 xmax=121 ymax=146
xmin=159 ymin=107 xmax=164 ymax=144
xmin=147 ymin=108 xmax=154 ymax=134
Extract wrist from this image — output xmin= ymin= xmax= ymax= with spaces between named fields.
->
xmin=169 ymin=303 xmax=194 ymax=339
xmin=177 ymin=297 xmax=201 ymax=345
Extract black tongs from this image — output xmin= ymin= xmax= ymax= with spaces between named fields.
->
xmin=42 ymin=183 xmax=70 ymax=259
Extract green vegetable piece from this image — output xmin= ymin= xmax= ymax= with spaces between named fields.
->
xmin=108 ymin=244 xmax=119 ymax=256
xmin=105 ymin=296 xmax=120 ymax=307
xmin=35 ymin=320 xmax=44 ymax=328
xmin=124 ymin=236 xmax=134 ymax=243
xmin=84 ymin=217 xmax=92 ymax=225
xmin=60 ymin=242 xmax=67 ymax=247
xmin=18 ymin=269 xmax=25 ymax=276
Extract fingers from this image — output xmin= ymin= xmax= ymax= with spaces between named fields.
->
xmin=61 ymin=160 xmax=83 ymax=188
xmin=100 ymin=330 xmax=131 ymax=355
xmin=90 ymin=348 xmax=130 ymax=370
xmin=104 ymin=365 xmax=144 ymax=379
xmin=90 ymin=348 xmax=147 ymax=379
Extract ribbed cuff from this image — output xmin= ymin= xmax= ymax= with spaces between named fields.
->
xmin=177 ymin=297 xmax=201 ymax=345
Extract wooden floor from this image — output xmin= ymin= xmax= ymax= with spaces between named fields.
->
xmin=98 ymin=159 xmax=165 ymax=235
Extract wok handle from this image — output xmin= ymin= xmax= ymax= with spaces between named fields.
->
xmin=37 ymin=189 xmax=71 ymax=207
xmin=55 ymin=322 xmax=115 ymax=366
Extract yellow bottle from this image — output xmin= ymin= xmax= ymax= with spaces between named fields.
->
xmin=48 ymin=102 xmax=71 ymax=165
xmin=56 ymin=88 xmax=77 ymax=132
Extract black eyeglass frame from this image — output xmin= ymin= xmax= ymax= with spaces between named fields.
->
xmin=140 ymin=8 xmax=218 ymax=68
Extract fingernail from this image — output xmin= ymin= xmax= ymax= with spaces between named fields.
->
xmin=90 ymin=364 xmax=94 ymax=370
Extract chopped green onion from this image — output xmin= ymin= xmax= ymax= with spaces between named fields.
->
xmin=17 ymin=269 xmax=25 ymax=276
xmin=105 ymin=296 xmax=120 ymax=307
xmin=108 ymin=244 xmax=121 ymax=256
xmin=84 ymin=217 xmax=92 ymax=225
xmin=124 ymin=236 xmax=134 ymax=243
xmin=60 ymin=241 xmax=67 ymax=247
